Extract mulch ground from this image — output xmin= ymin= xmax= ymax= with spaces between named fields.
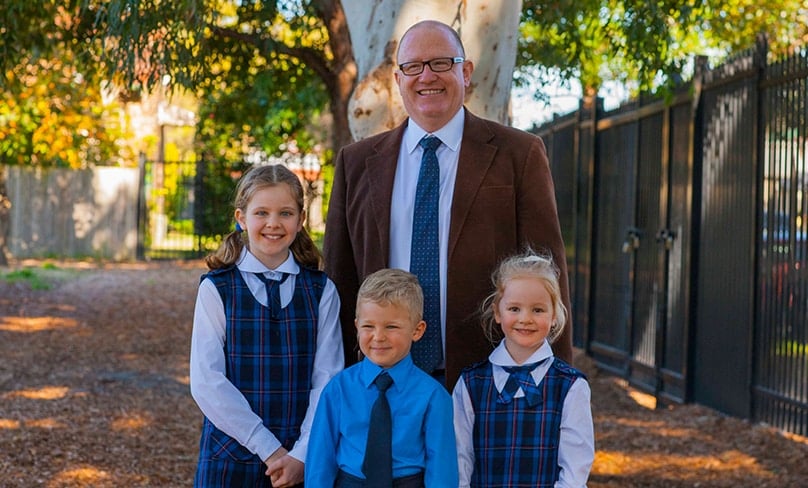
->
xmin=1 ymin=259 xmax=807 ymax=487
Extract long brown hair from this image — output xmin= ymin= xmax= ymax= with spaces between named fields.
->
xmin=205 ymin=164 xmax=322 ymax=270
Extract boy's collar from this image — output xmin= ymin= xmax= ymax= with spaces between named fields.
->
xmin=360 ymin=354 xmax=414 ymax=389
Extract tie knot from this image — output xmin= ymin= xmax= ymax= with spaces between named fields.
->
xmin=503 ymin=360 xmax=542 ymax=375
xmin=419 ymin=135 xmax=442 ymax=152
xmin=374 ymin=372 xmax=393 ymax=391
xmin=255 ymin=271 xmax=289 ymax=285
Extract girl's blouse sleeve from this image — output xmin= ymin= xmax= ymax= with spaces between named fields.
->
xmin=189 ymin=277 xmax=282 ymax=462
xmin=556 ymin=377 xmax=595 ymax=487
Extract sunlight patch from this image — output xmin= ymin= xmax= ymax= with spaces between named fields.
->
xmin=27 ymin=418 xmax=66 ymax=429
xmin=0 ymin=418 xmax=22 ymax=429
xmin=4 ymin=386 xmax=70 ymax=400
xmin=111 ymin=414 xmax=151 ymax=431
xmin=593 ymin=449 xmax=773 ymax=479
xmin=48 ymin=466 xmax=110 ymax=486
xmin=602 ymin=417 xmax=697 ymax=438
xmin=628 ymin=389 xmax=657 ymax=409
xmin=0 ymin=316 xmax=79 ymax=333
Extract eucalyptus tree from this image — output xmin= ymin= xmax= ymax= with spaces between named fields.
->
xmin=4 ymin=0 xmax=807 ymax=156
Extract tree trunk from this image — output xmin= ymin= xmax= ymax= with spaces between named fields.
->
xmin=316 ymin=0 xmax=359 ymax=151
xmin=343 ymin=0 xmax=523 ymax=140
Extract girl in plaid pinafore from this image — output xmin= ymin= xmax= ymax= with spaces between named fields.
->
xmin=452 ymin=249 xmax=594 ymax=487
xmin=190 ymin=165 xmax=343 ymax=487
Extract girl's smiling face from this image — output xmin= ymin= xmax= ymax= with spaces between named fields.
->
xmin=494 ymin=276 xmax=555 ymax=364
xmin=235 ymin=183 xmax=303 ymax=269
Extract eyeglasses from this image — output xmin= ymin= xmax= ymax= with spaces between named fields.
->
xmin=398 ymin=57 xmax=465 ymax=76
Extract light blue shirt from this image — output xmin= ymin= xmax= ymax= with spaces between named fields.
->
xmin=305 ymin=355 xmax=459 ymax=487
xmin=389 ymin=108 xmax=465 ymax=367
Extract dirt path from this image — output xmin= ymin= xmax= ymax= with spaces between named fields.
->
xmin=1 ymin=260 xmax=806 ymax=487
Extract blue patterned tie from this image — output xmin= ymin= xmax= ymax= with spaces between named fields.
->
xmin=255 ymin=272 xmax=289 ymax=319
xmin=498 ymin=358 xmax=550 ymax=407
xmin=362 ymin=372 xmax=394 ymax=487
xmin=410 ymin=135 xmax=443 ymax=374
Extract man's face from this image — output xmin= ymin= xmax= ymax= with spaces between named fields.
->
xmin=395 ymin=25 xmax=473 ymax=133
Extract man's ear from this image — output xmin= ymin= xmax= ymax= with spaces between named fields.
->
xmin=411 ymin=320 xmax=427 ymax=342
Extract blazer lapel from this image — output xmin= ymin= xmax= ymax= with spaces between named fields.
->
xmin=449 ymin=111 xmax=496 ymax=259
xmin=366 ymin=124 xmax=407 ymax=264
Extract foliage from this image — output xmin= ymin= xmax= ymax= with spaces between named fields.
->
xmin=1 ymin=3 xmax=134 ymax=167
xmin=0 ymin=2 xmax=94 ymax=79
xmin=1 ymin=267 xmax=53 ymax=290
xmin=518 ymin=0 xmax=808 ymax=99
xmin=85 ymin=0 xmax=342 ymax=163
xmin=0 ymin=261 xmax=74 ymax=291
xmin=0 ymin=56 xmax=134 ymax=167
xmin=194 ymin=64 xmax=328 ymax=165
xmin=4 ymin=0 xmax=807 ymax=172
xmin=694 ymin=1 xmax=808 ymax=56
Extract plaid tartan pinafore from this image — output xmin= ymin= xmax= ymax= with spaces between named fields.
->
xmin=462 ymin=358 xmax=583 ymax=488
xmin=194 ymin=265 xmax=325 ymax=487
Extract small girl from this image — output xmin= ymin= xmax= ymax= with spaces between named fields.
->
xmin=452 ymin=248 xmax=594 ymax=488
xmin=190 ymin=164 xmax=344 ymax=487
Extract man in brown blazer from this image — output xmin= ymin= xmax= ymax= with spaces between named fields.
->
xmin=323 ymin=20 xmax=572 ymax=389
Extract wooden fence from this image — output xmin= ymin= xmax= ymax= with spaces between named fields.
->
xmin=3 ymin=166 xmax=139 ymax=260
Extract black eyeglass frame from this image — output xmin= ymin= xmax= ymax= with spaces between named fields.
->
xmin=397 ymin=56 xmax=465 ymax=76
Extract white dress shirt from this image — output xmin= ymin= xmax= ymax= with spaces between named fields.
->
xmin=452 ymin=340 xmax=594 ymax=487
xmin=189 ymin=249 xmax=344 ymax=463
xmin=389 ymin=108 xmax=465 ymax=367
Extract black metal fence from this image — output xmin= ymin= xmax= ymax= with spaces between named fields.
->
xmin=136 ymin=157 xmax=245 ymax=260
xmin=535 ymin=37 xmax=808 ymax=436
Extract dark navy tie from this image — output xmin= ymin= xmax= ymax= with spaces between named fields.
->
xmin=410 ymin=135 xmax=443 ymax=374
xmin=255 ymin=272 xmax=289 ymax=319
xmin=362 ymin=371 xmax=394 ymax=487
xmin=498 ymin=358 xmax=550 ymax=407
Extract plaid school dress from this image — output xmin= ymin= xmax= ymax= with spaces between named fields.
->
xmin=461 ymin=358 xmax=584 ymax=488
xmin=194 ymin=265 xmax=326 ymax=487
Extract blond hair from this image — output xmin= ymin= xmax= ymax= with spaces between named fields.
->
xmin=357 ymin=268 xmax=424 ymax=324
xmin=205 ymin=164 xmax=322 ymax=270
xmin=481 ymin=248 xmax=567 ymax=345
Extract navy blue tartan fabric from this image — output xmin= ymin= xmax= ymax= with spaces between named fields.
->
xmin=461 ymin=358 xmax=583 ymax=488
xmin=194 ymin=265 xmax=325 ymax=487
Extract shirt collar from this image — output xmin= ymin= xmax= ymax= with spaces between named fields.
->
xmin=236 ymin=248 xmax=299 ymax=276
xmin=359 ymin=354 xmax=415 ymax=391
xmin=404 ymin=107 xmax=465 ymax=154
xmin=489 ymin=339 xmax=554 ymax=367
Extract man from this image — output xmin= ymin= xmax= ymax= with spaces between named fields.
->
xmin=324 ymin=19 xmax=572 ymax=389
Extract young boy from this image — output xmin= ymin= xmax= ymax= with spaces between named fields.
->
xmin=305 ymin=268 xmax=458 ymax=487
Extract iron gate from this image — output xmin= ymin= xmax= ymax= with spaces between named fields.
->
xmin=137 ymin=157 xmax=247 ymax=260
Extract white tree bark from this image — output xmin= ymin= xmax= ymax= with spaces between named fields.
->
xmin=343 ymin=0 xmax=523 ymax=140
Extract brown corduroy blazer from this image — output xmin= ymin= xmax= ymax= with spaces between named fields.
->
xmin=323 ymin=109 xmax=572 ymax=389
